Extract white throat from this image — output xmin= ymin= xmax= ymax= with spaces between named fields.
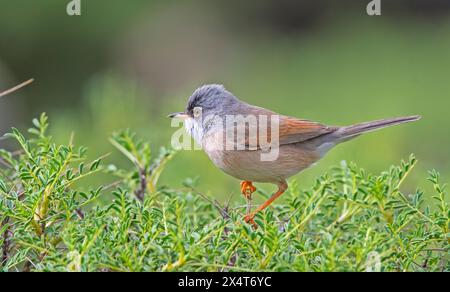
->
xmin=184 ymin=118 xmax=204 ymax=146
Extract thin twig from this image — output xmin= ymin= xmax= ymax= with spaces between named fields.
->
xmin=439 ymin=254 xmax=447 ymax=272
xmin=0 ymin=78 xmax=34 ymax=98
xmin=75 ymin=208 xmax=85 ymax=219
xmin=246 ymin=197 xmax=252 ymax=216
xmin=411 ymin=260 xmax=426 ymax=271
xmin=189 ymin=189 xmax=236 ymax=272
xmin=189 ymin=187 xmax=230 ymax=220
xmin=224 ymin=191 xmax=235 ymax=212
xmin=221 ymin=192 xmax=235 ymax=235
xmin=217 ymin=193 xmax=236 ymax=271
xmin=424 ymin=248 xmax=447 ymax=252
xmin=134 ymin=167 xmax=147 ymax=202
xmin=1 ymin=217 xmax=11 ymax=268
xmin=232 ymin=204 xmax=258 ymax=210
xmin=103 ymin=179 xmax=124 ymax=191
xmin=221 ymin=193 xmax=235 ymax=236
xmin=0 ymin=158 xmax=10 ymax=169
xmin=11 ymin=150 xmax=24 ymax=156
xmin=0 ymin=150 xmax=22 ymax=169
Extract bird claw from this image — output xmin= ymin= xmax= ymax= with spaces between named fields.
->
xmin=244 ymin=213 xmax=258 ymax=229
xmin=240 ymin=181 xmax=256 ymax=199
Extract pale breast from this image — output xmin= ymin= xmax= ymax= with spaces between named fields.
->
xmin=204 ymin=142 xmax=321 ymax=183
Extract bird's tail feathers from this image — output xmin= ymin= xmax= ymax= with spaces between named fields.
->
xmin=330 ymin=115 xmax=421 ymax=143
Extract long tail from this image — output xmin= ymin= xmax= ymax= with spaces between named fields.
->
xmin=332 ymin=115 xmax=421 ymax=142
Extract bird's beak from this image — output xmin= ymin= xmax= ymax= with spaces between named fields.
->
xmin=168 ymin=112 xmax=190 ymax=119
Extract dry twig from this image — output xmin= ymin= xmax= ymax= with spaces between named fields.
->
xmin=0 ymin=78 xmax=34 ymax=98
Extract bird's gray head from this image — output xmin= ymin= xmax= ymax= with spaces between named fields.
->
xmin=185 ymin=84 xmax=238 ymax=117
xmin=168 ymin=84 xmax=240 ymax=145
xmin=168 ymin=84 xmax=239 ymax=120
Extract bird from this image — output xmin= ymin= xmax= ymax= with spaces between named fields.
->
xmin=169 ymin=84 xmax=420 ymax=227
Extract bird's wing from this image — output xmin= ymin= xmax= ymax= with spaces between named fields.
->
xmin=277 ymin=116 xmax=337 ymax=145
xmin=226 ymin=104 xmax=337 ymax=149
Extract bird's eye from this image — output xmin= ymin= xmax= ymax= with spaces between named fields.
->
xmin=193 ymin=107 xmax=202 ymax=118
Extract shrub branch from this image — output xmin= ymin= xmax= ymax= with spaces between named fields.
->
xmin=0 ymin=78 xmax=34 ymax=98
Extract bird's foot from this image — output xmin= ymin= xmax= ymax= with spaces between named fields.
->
xmin=240 ymin=181 xmax=256 ymax=199
xmin=244 ymin=213 xmax=258 ymax=229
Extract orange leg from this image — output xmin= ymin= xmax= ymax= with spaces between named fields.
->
xmin=244 ymin=180 xmax=288 ymax=226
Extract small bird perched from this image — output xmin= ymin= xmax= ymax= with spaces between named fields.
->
xmin=169 ymin=84 xmax=420 ymax=226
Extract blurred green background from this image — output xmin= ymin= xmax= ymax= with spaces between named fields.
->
xmin=1 ymin=0 xmax=449 ymax=200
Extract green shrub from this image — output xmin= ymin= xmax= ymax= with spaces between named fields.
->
xmin=0 ymin=114 xmax=448 ymax=272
